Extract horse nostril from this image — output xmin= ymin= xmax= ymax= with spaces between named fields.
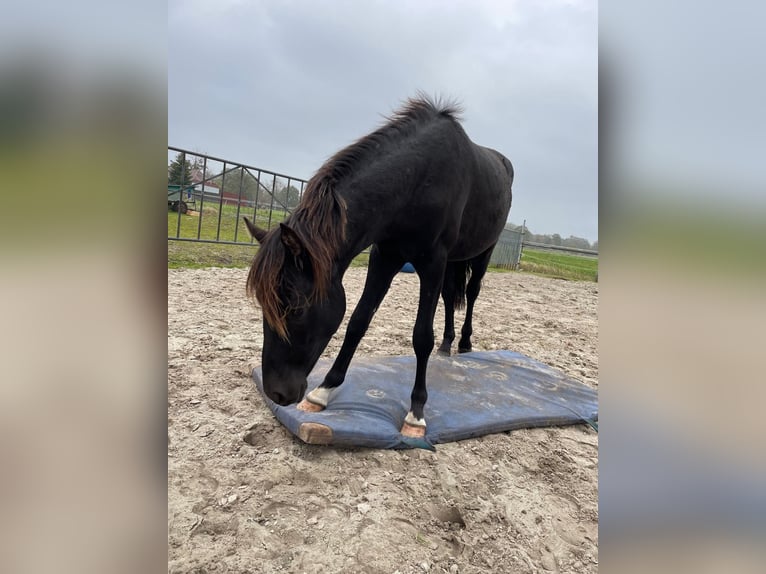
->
xmin=269 ymin=390 xmax=287 ymax=405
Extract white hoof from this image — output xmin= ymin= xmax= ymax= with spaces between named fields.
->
xmin=305 ymin=386 xmax=331 ymax=407
xmin=402 ymin=411 xmax=427 ymax=437
xmin=404 ymin=411 xmax=426 ymax=428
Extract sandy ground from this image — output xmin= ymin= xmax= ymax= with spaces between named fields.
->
xmin=168 ymin=267 xmax=598 ymax=574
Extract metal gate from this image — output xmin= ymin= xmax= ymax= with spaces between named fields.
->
xmin=167 ymin=147 xmax=308 ymax=245
xmin=490 ymin=228 xmax=524 ymax=269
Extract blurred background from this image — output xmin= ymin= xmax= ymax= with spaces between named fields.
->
xmin=0 ymin=1 xmax=764 ymax=573
xmin=0 ymin=2 xmax=166 ymax=574
xmin=600 ymin=1 xmax=765 ymax=572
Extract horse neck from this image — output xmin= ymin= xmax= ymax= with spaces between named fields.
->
xmin=331 ymin=183 xmax=392 ymax=272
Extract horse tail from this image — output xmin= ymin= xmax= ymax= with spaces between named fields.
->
xmin=452 ymin=260 xmax=471 ymax=311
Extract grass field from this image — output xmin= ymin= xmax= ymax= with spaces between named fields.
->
xmin=168 ymin=208 xmax=597 ymax=281
xmin=516 ymin=248 xmax=598 ymax=281
xmin=168 ymin=205 xmax=370 ymax=268
xmin=167 ymin=240 xmax=371 ymax=269
xmin=167 ymin=201 xmax=289 ymax=244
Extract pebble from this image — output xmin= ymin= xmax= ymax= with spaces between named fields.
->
xmin=307 ymin=516 xmax=318 ymax=525
xmin=272 ymin=448 xmax=280 ymax=454
xmin=190 ymin=399 xmax=201 ymax=405
xmin=420 ymin=562 xmax=430 ymax=572
xmin=449 ymin=565 xmax=459 ymax=574
xmin=357 ymin=503 xmax=371 ymax=515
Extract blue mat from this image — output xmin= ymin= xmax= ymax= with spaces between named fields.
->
xmin=251 ymin=350 xmax=598 ymax=450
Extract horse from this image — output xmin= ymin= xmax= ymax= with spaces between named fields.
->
xmin=244 ymin=95 xmax=513 ymax=438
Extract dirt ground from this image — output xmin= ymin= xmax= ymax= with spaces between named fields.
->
xmin=168 ymin=267 xmax=598 ymax=574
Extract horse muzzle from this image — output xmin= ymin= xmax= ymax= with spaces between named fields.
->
xmin=263 ymin=372 xmax=308 ymax=406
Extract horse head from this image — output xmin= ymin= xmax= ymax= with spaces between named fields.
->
xmin=244 ymin=217 xmax=346 ymax=405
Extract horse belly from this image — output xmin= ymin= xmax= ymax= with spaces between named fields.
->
xmin=448 ymin=218 xmax=506 ymax=261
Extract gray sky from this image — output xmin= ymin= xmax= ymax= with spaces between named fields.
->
xmin=169 ymin=0 xmax=598 ymax=242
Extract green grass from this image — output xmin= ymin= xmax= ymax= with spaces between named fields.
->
xmin=168 ymin=210 xmax=598 ymax=281
xmin=168 ymin=204 xmax=373 ymax=268
xmin=168 ymin=201 xmax=289 ymax=243
xmin=168 ymin=202 xmax=278 ymax=268
xmin=167 ymin=241 xmax=259 ymax=269
xmin=516 ymin=249 xmax=598 ymax=281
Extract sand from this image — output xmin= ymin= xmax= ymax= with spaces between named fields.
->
xmin=168 ymin=267 xmax=598 ymax=573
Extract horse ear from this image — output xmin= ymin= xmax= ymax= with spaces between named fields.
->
xmin=243 ymin=217 xmax=267 ymax=243
xmin=279 ymin=223 xmax=304 ymax=257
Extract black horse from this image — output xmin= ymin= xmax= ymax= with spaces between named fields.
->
xmin=245 ymin=95 xmax=513 ymax=438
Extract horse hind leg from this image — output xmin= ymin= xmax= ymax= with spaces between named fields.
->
xmin=438 ymin=260 xmax=470 ymax=356
xmin=457 ymin=247 xmax=493 ymax=354
xmin=437 ymin=263 xmax=457 ymax=355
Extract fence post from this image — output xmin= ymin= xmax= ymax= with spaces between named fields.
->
xmin=196 ymin=156 xmax=207 ymax=240
xmin=516 ymin=219 xmax=526 ymax=269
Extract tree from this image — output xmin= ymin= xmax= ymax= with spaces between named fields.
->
xmin=168 ymin=152 xmax=193 ymax=185
xmin=278 ymin=185 xmax=301 ymax=209
xmin=562 ymin=235 xmax=591 ymax=250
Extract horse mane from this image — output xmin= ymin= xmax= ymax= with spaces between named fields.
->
xmin=247 ymin=94 xmax=462 ymax=339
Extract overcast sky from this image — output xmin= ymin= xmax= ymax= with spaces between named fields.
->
xmin=169 ymin=0 xmax=598 ymax=241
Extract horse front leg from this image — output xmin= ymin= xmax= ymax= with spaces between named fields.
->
xmin=298 ymin=245 xmax=403 ymax=412
xmin=401 ymin=255 xmax=447 ymax=438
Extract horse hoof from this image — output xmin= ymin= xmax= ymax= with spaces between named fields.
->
xmin=401 ymin=422 xmax=426 ymax=438
xmin=437 ymin=348 xmax=451 ymax=356
xmin=457 ymin=347 xmax=472 ymax=354
xmin=297 ymin=399 xmax=325 ymax=412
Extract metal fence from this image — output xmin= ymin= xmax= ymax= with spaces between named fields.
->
xmin=167 ymin=147 xmax=308 ymax=245
xmin=489 ymin=228 xmax=524 ymax=269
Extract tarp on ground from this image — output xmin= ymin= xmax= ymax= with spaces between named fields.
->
xmin=252 ymin=350 xmax=598 ymax=450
